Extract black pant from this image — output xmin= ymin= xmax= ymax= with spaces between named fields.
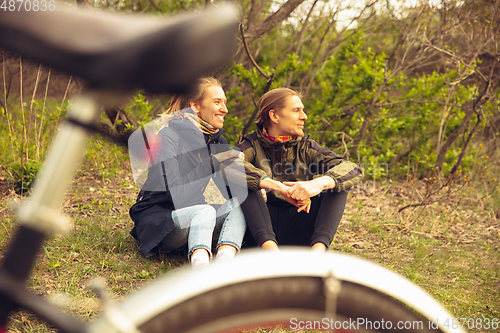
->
xmin=240 ymin=189 xmax=348 ymax=248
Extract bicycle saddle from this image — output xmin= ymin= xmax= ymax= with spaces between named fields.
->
xmin=0 ymin=4 xmax=238 ymax=94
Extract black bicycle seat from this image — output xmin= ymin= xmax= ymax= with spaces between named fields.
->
xmin=0 ymin=4 xmax=238 ymax=94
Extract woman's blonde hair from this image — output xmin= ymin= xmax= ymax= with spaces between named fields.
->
xmin=256 ymin=88 xmax=301 ymax=129
xmin=159 ymin=77 xmax=222 ymax=127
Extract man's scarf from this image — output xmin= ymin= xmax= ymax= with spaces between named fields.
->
xmin=262 ymin=128 xmax=296 ymax=143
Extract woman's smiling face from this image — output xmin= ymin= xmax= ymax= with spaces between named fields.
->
xmin=192 ymin=85 xmax=228 ymax=129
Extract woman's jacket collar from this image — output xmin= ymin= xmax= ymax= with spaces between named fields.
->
xmin=167 ymin=108 xmax=224 ymax=144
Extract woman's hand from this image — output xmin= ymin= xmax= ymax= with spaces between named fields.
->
xmin=214 ymin=149 xmax=244 ymax=162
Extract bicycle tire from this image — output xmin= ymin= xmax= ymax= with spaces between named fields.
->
xmin=137 ymin=278 xmax=439 ymax=333
xmin=88 ymin=249 xmax=464 ymax=333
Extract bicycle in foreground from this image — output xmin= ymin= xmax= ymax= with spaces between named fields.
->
xmin=0 ymin=3 xmax=465 ymax=333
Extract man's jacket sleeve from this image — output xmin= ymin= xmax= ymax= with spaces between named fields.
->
xmin=221 ymin=139 xmax=267 ymax=191
xmin=305 ymin=139 xmax=364 ymax=191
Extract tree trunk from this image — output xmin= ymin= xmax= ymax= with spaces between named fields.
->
xmin=244 ymin=0 xmax=307 ymax=40
xmin=285 ymin=0 xmax=319 ymax=87
xmin=435 ymin=101 xmax=475 ymax=170
xmin=349 ymin=77 xmax=389 ymax=157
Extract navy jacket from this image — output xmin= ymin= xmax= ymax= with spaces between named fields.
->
xmin=129 ymin=115 xmax=231 ymax=256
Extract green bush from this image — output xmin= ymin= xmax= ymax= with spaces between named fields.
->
xmin=8 ymin=160 xmax=41 ymax=194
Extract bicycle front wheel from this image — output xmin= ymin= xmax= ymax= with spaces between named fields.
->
xmin=88 ymin=249 xmax=464 ymax=333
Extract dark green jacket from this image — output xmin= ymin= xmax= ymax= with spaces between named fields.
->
xmin=234 ymin=125 xmax=364 ymax=205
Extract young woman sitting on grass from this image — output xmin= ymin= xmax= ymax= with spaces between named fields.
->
xmin=129 ymin=77 xmax=245 ymax=267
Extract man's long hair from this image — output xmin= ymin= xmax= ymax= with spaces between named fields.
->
xmin=256 ymin=88 xmax=301 ymax=129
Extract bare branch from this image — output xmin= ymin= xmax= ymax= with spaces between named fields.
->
xmin=377 ymin=99 xmax=460 ymax=108
xmin=148 ymin=0 xmax=165 ymax=15
xmin=424 ymin=42 xmax=489 ymax=83
xmin=240 ymin=24 xmax=272 ymax=80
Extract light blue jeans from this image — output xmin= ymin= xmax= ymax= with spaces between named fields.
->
xmin=160 ymin=198 xmax=245 ymax=258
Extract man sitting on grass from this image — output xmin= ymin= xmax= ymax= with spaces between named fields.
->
xmin=233 ymin=88 xmax=364 ymax=251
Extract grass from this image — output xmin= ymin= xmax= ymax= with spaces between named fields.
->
xmin=0 ymin=137 xmax=188 ymax=332
xmin=332 ymin=168 xmax=500 ymax=327
xmin=0 ymin=137 xmax=499 ymax=332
